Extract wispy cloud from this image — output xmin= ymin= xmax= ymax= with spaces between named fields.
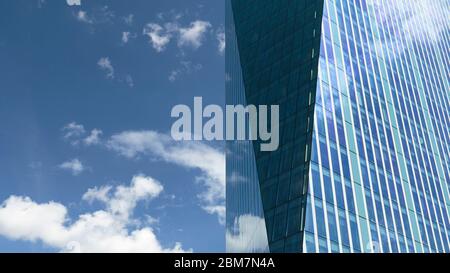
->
xmin=37 ymin=0 xmax=46 ymax=8
xmin=76 ymin=10 xmax=92 ymax=24
xmin=143 ymin=19 xmax=212 ymax=53
xmin=66 ymin=0 xmax=81 ymax=6
xmin=123 ymin=14 xmax=134 ymax=26
xmin=84 ymin=129 xmax=102 ymax=146
xmin=73 ymin=6 xmax=114 ymax=25
xmin=125 ymin=75 xmax=134 ymax=88
xmin=122 ymin=32 xmax=131 ymax=43
xmin=62 ymin=122 xmax=85 ymax=145
xmin=216 ymin=28 xmax=225 ymax=55
xmin=227 ymin=171 xmax=246 ymax=184
xmin=369 ymin=0 xmax=450 ymax=58
xmin=0 ymin=175 xmax=189 ymax=252
xmin=59 ymin=158 xmax=85 ymax=176
xmin=62 ymin=122 xmax=104 ymax=146
xmin=97 ymin=58 xmax=134 ymax=87
xmin=168 ymin=61 xmax=202 ymax=82
xmin=107 ymin=131 xmax=225 ymax=224
xmin=121 ymin=31 xmax=133 ymax=44
xmin=97 ymin=57 xmax=114 ymax=79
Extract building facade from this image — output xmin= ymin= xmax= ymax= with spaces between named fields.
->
xmin=226 ymin=0 xmax=450 ymax=253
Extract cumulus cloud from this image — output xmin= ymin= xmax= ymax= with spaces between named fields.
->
xmin=143 ymin=19 xmax=212 ymax=52
xmin=107 ymin=131 xmax=225 ymax=224
xmin=0 ymin=175 xmax=188 ymax=252
xmin=82 ymin=175 xmax=163 ymax=220
xmin=66 ymin=0 xmax=81 ymax=6
xmin=97 ymin=57 xmax=114 ymax=79
xmin=83 ymin=185 xmax=112 ymax=204
xmin=177 ymin=20 xmax=211 ymax=49
xmin=59 ymin=158 xmax=85 ymax=176
xmin=62 ymin=122 xmax=104 ymax=146
xmin=143 ymin=23 xmax=172 ymax=52
xmin=226 ymin=214 xmax=268 ymax=253
xmin=84 ymin=129 xmax=102 ymax=146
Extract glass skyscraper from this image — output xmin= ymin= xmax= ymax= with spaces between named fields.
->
xmin=226 ymin=0 xmax=450 ymax=253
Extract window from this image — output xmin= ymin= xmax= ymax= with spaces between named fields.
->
xmin=287 ymin=199 xmax=302 ymax=235
xmin=327 ymin=203 xmax=339 ymax=242
xmin=323 ymin=169 xmax=334 ymax=203
xmin=315 ymin=198 xmax=327 ymax=238
xmin=272 ymin=205 xmax=288 ymax=241
xmin=338 ymin=208 xmax=350 ymax=247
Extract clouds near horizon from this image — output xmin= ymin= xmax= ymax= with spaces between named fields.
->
xmin=0 ymin=175 xmax=189 ymax=253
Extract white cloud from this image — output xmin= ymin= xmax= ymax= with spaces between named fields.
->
xmin=63 ymin=122 xmax=85 ymax=139
xmin=203 ymin=206 xmax=225 ymax=225
xmin=369 ymin=0 xmax=450 ymax=58
xmin=97 ymin=57 xmax=114 ymax=79
xmin=98 ymin=6 xmax=115 ymax=23
xmin=143 ymin=23 xmax=172 ymax=52
xmin=83 ymin=185 xmax=112 ymax=204
xmin=168 ymin=61 xmax=202 ymax=82
xmin=62 ymin=122 xmax=85 ymax=145
xmin=107 ymin=131 xmax=225 ymax=224
xmin=168 ymin=70 xmax=179 ymax=82
xmin=178 ymin=20 xmax=211 ymax=49
xmin=125 ymin=75 xmax=134 ymax=88
xmin=66 ymin=0 xmax=81 ymax=6
xmin=84 ymin=129 xmax=102 ymax=146
xmin=74 ymin=6 xmax=114 ymax=25
xmin=62 ymin=122 xmax=104 ymax=146
xmin=76 ymin=10 xmax=92 ymax=24
xmin=121 ymin=32 xmax=137 ymax=44
xmin=227 ymin=171 xmax=246 ymax=184
xmin=123 ymin=14 xmax=134 ymax=26
xmin=225 ymin=73 xmax=231 ymax=82
xmin=82 ymin=175 xmax=163 ymax=220
xmin=59 ymin=158 xmax=85 ymax=176
xmin=226 ymin=215 xmax=268 ymax=253
xmin=0 ymin=175 xmax=189 ymax=252
xmin=145 ymin=215 xmax=160 ymax=226
xmin=122 ymin=32 xmax=130 ymax=43
xmin=97 ymin=58 xmax=133 ymax=86
xmin=216 ymin=29 xmax=225 ymax=55
xmin=143 ymin=19 xmax=212 ymax=52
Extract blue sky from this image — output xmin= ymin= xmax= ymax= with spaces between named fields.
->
xmin=0 ymin=0 xmax=225 ymax=252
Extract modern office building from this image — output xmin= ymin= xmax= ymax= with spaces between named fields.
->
xmin=226 ymin=0 xmax=450 ymax=253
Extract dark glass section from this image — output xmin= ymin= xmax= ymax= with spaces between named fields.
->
xmin=226 ymin=0 xmax=269 ymax=253
xmin=231 ymin=0 xmax=324 ymax=252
